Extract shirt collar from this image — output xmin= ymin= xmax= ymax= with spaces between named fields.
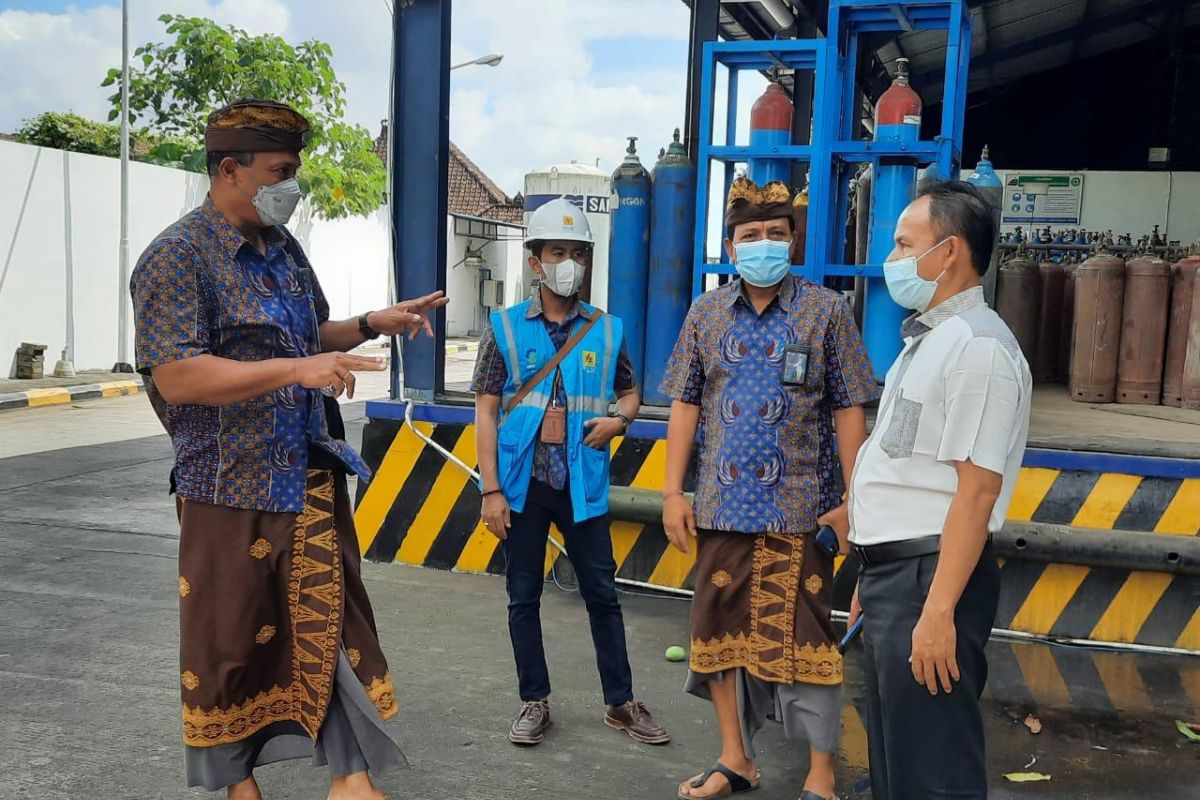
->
xmin=526 ymin=287 xmax=582 ymax=323
xmin=728 ymin=274 xmax=799 ymax=312
xmin=200 ymin=196 xmax=286 ymax=259
xmin=902 ymin=285 xmax=986 ymax=339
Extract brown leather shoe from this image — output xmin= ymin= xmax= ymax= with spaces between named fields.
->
xmin=509 ymin=699 xmax=551 ymax=745
xmin=604 ymin=700 xmax=670 ymax=744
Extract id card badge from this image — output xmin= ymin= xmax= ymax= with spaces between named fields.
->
xmin=780 ymin=343 xmax=811 ymax=387
xmin=541 ymin=405 xmax=566 ymax=444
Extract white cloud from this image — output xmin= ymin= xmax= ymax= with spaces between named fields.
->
xmin=3 ymin=0 xmax=693 ymax=202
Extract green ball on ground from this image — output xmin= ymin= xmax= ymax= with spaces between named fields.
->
xmin=665 ymin=645 xmax=687 ymax=662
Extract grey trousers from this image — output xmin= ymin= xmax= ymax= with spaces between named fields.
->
xmin=858 ymin=544 xmax=1000 ymax=800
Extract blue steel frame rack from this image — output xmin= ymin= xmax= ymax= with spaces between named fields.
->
xmin=690 ymin=0 xmax=973 ymax=296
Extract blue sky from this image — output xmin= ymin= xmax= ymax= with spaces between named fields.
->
xmin=2 ymin=0 xmax=697 ymax=192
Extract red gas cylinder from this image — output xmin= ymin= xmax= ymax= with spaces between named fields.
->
xmin=996 ymin=252 xmax=1041 ymax=364
xmin=1183 ymin=266 xmax=1200 ymax=410
xmin=750 ymin=82 xmax=793 ymax=131
xmin=875 ymin=58 xmax=922 ymax=126
xmin=1070 ymin=251 xmax=1126 ymax=403
xmin=1164 ymin=256 xmax=1200 ymax=407
xmin=1117 ymin=255 xmax=1171 ymax=404
xmin=1057 ymin=259 xmax=1078 ymax=381
xmin=1033 ymin=260 xmax=1066 ymax=382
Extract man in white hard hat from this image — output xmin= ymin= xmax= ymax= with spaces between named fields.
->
xmin=471 ymin=198 xmax=670 ymax=747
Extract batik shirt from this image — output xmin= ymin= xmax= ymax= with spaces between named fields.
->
xmin=661 ymin=276 xmax=879 ymax=534
xmin=131 ymin=198 xmax=369 ymax=513
xmin=471 ymin=291 xmax=636 ymax=491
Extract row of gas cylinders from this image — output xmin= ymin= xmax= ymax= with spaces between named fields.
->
xmin=608 ymin=130 xmax=696 ymax=406
xmin=996 ymin=249 xmax=1200 ymax=408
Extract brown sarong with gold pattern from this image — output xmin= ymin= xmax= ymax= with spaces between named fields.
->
xmin=178 ymin=470 xmax=397 ymax=748
xmin=689 ymin=529 xmax=842 ymax=686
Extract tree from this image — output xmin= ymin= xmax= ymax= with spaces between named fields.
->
xmin=103 ymin=14 xmax=385 ymax=219
xmin=15 ymin=111 xmax=195 ymax=168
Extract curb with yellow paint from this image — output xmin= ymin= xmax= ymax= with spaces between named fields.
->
xmin=0 ymin=380 xmax=141 ymax=412
xmin=355 ymin=402 xmax=1200 ymax=653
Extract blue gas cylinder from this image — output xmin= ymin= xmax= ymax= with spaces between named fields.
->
xmin=608 ymin=137 xmax=652 ymax=389
xmin=644 ymin=129 xmax=696 ymax=406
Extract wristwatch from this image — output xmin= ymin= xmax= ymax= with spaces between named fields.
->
xmin=358 ymin=312 xmax=381 ymax=341
xmin=609 ymin=412 xmax=631 ymax=432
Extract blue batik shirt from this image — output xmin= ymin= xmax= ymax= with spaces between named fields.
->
xmin=131 ymin=198 xmax=370 ymax=513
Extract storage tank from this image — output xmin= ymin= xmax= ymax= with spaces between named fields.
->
xmin=643 ymin=130 xmax=696 ymax=406
xmin=1180 ymin=258 xmax=1200 ymax=410
xmin=1117 ymin=254 xmax=1170 ymax=404
xmin=524 ymin=161 xmax=613 ymax=308
xmin=1163 ymin=256 xmax=1200 ymax=407
xmin=607 ymin=137 xmax=652 ymax=389
xmin=1070 ymin=251 xmax=1126 ymax=403
xmin=1057 ymin=257 xmax=1078 ymax=381
xmin=996 ymin=251 xmax=1041 ymax=364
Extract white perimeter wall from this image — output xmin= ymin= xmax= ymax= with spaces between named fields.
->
xmin=0 ymin=139 xmax=503 ymax=374
xmin=997 ymin=169 xmax=1200 ymax=244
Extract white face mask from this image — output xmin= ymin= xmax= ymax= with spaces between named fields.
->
xmin=538 ymin=258 xmax=586 ymax=297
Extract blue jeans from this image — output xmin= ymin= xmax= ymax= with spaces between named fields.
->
xmin=503 ymin=479 xmax=634 ymax=706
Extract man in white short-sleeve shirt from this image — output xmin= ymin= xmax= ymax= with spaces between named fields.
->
xmin=846 ymin=180 xmax=1032 ymax=800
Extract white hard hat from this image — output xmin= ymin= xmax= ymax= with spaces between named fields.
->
xmin=524 ymin=198 xmax=594 ymax=246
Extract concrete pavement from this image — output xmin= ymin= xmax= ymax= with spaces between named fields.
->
xmin=0 ymin=390 xmax=1198 ymax=799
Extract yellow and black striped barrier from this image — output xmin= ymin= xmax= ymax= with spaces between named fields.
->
xmin=355 ymin=406 xmax=1200 ymax=653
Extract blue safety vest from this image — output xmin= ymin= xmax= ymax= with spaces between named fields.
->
xmin=491 ymin=300 xmax=623 ymax=523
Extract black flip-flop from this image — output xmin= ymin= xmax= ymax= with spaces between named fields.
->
xmin=676 ymin=762 xmax=760 ymax=799
xmin=797 ymin=792 xmax=834 ymax=800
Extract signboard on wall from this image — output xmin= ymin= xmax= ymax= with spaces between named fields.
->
xmin=1001 ymin=173 xmax=1084 ymax=225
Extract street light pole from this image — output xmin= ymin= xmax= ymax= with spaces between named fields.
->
xmin=114 ymin=0 xmax=133 ymax=373
xmin=449 ymin=53 xmax=504 ymax=71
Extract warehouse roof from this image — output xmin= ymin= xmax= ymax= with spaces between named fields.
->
xmin=684 ymin=0 xmax=1200 ymax=103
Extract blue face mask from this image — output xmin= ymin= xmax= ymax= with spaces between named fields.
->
xmin=734 ymin=239 xmax=792 ymax=288
xmin=882 ymin=237 xmax=951 ymax=311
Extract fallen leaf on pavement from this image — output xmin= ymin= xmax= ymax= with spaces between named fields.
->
xmin=1005 ymin=772 xmax=1052 ymax=783
xmin=1024 ymin=714 xmax=1043 ymax=735
xmin=1177 ymin=720 xmax=1200 ymax=742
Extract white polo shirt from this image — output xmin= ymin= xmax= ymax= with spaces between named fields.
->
xmin=849 ymin=286 xmax=1032 ymax=546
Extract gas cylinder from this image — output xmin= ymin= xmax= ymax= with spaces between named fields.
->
xmin=1070 ymin=251 xmax=1126 ymax=403
xmin=790 ymin=184 xmax=809 ymax=266
xmin=1184 ymin=271 xmax=1200 ymax=410
xmin=966 ymin=145 xmax=1004 ymax=308
xmin=1163 ymin=256 xmax=1200 ymax=407
xmin=749 ymin=83 xmax=792 ymax=186
xmin=864 ymin=57 xmax=922 ymax=375
xmin=1033 ymin=259 xmax=1065 ymax=382
xmin=1116 ymin=254 xmax=1171 ymax=404
xmin=996 ymin=252 xmax=1041 ymax=364
xmin=1057 ymin=257 xmax=1078 ymax=380
xmin=607 ymin=136 xmax=652 ymax=389
xmin=643 ymin=129 xmax=696 ymax=406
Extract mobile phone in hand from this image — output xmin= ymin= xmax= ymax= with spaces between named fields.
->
xmin=814 ymin=524 xmax=840 ymax=557
xmin=839 ymin=615 xmax=864 ymax=653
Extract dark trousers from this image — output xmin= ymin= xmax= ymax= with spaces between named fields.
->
xmin=859 ymin=543 xmax=1000 ymax=800
xmin=503 ymin=479 xmax=634 ymax=707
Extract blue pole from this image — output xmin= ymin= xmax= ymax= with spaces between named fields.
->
xmin=391 ymin=0 xmax=450 ymax=401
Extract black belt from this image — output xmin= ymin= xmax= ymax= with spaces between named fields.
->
xmin=854 ymin=535 xmax=941 ymax=566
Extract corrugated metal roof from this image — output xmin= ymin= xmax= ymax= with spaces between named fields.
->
xmin=682 ymin=0 xmax=1200 ymax=99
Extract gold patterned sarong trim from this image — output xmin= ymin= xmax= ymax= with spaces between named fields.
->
xmin=183 ymin=684 xmax=295 ymax=747
xmin=365 ymin=672 xmax=399 ymax=720
xmin=689 ymin=632 xmax=843 ymax=686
